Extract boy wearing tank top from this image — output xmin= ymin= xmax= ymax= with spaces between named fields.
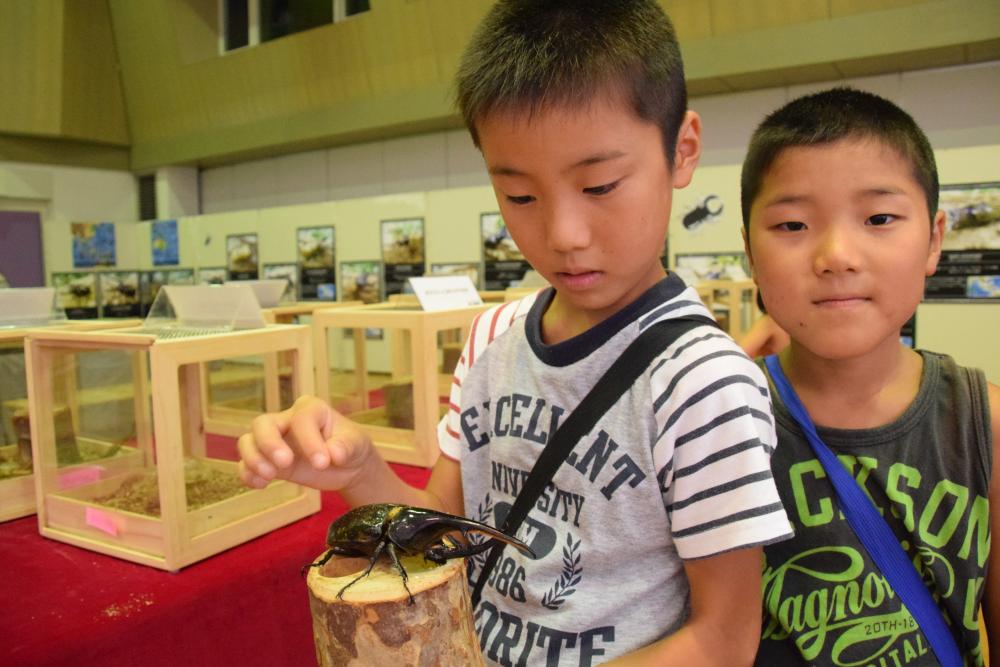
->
xmin=741 ymin=87 xmax=999 ymax=665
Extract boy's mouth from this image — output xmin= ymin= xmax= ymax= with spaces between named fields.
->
xmin=813 ymin=295 xmax=870 ymax=307
xmin=556 ymin=270 xmax=602 ymax=290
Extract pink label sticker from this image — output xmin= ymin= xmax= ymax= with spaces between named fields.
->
xmin=58 ymin=465 xmax=104 ymax=490
xmin=85 ymin=507 xmax=120 ymax=537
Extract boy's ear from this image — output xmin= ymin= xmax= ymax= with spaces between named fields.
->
xmin=671 ymin=111 xmax=701 ymax=189
xmin=925 ymin=210 xmax=946 ymax=276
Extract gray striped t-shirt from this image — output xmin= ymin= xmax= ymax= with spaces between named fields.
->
xmin=438 ymin=274 xmax=793 ymax=666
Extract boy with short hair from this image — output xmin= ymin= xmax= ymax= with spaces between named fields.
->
xmin=740 ymin=87 xmax=998 ymax=665
xmin=240 ymin=1 xmax=792 ymax=663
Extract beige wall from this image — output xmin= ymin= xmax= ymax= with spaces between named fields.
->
xmin=8 ymin=58 xmax=998 ymax=382
xmin=102 ymin=0 xmax=999 ymax=170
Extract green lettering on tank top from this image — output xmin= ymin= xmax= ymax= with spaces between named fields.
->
xmin=918 ymin=479 xmax=968 ymax=548
xmin=959 ymin=495 xmax=990 ymax=567
xmin=885 ymin=463 xmax=921 ymax=531
xmin=790 ymin=459 xmax=833 ymax=527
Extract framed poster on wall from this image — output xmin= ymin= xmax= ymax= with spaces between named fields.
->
xmin=226 ymin=233 xmax=259 ymax=280
xmin=297 ymin=226 xmax=336 ymax=300
xmin=925 ymin=182 xmax=1000 ymax=300
xmin=52 ymin=272 xmax=98 ymax=319
xmin=198 ymin=267 xmax=226 ymax=285
xmin=263 ymin=263 xmax=299 ymax=302
xmin=340 ymin=261 xmax=381 ymax=304
xmin=71 ymin=222 xmax=116 ymax=268
xmin=166 ymin=268 xmax=195 ymax=285
xmin=151 ymin=219 xmax=179 ymax=266
xmin=431 ymin=263 xmax=480 ymax=287
xmin=481 ymin=212 xmax=530 ymax=289
xmin=98 ymin=271 xmax=141 ymax=318
xmin=381 ymin=218 xmax=424 ymax=296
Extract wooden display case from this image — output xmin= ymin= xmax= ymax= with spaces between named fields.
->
xmin=202 ymin=301 xmax=361 ymax=438
xmin=696 ymin=279 xmax=760 ymax=338
xmin=24 ymin=323 xmax=319 ymax=570
xmin=0 ymin=319 xmax=141 ymax=523
xmin=312 ymin=302 xmax=490 ymax=467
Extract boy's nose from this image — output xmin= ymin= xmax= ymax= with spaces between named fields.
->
xmin=813 ymin=226 xmax=861 ymax=274
xmin=543 ymin=201 xmax=590 ymax=252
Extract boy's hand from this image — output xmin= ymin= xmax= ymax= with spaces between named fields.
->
xmin=237 ymin=395 xmax=374 ymax=491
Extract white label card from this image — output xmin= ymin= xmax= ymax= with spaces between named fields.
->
xmin=408 ymin=276 xmax=483 ymax=311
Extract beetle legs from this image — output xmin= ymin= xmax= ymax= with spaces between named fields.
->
xmin=301 ymin=548 xmax=335 ymax=577
xmin=335 ymin=541 xmax=417 ymax=605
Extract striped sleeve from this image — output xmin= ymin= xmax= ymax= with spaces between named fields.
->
xmin=650 ymin=325 xmax=792 ymax=558
xmin=436 ymin=295 xmax=538 ymax=460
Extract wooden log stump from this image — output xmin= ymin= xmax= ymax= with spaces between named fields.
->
xmin=307 ymin=553 xmax=484 ymax=667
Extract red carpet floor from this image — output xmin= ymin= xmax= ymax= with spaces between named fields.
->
xmin=1 ymin=454 xmax=431 ymax=667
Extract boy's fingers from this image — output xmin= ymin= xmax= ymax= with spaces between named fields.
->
xmin=237 ymin=432 xmax=278 ymax=479
xmin=288 ymin=401 xmax=335 ymax=469
xmin=249 ymin=410 xmax=296 ymax=469
xmin=236 ymin=459 xmax=270 ymax=488
xmin=327 ymin=422 xmax=365 ymax=467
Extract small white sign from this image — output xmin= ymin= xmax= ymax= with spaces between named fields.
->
xmin=0 ymin=287 xmax=58 ymax=327
xmin=408 ymin=276 xmax=483 ymax=311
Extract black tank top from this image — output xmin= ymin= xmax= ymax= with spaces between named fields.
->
xmin=755 ymin=351 xmax=992 ymax=667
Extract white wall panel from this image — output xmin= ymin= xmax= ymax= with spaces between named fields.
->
xmin=445 ymin=128 xmax=489 ymax=188
xmin=200 ymin=165 xmax=234 ymax=214
xmin=327 ymin=141 xmax=384 ymax=201
xmin=230 ymin=159 xmax=277 ymax=212
xmin=901 ymin=61 xmax=1000 ymax=147
xmin=693 ymin=88 xmax=786 ymax=165
xmin=382 ymin=133 xmax=448 ymax=194
xmin=272 ymin=149 xmax=328 ymax=208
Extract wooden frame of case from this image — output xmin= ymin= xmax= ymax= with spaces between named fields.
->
xmin=201 ymin=301 xmax=360 ymax=438
xmin=312 ymin=303 xmax=489 ymax=467
xmin=24 ymin=324 xmax=319 ymax=570
xmin=696 ymin=279 xmax=760 ymax=338
xmin=0 ymin=319 xmax=142 ymax=522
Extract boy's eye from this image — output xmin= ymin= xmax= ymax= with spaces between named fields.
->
xmin=866 ymin=213 xmax=895 ymax=226
xmin=505 ymin=194 xmax=535 ymax=205
xmin=775 ymin=221 xmax=806 ymax=232
xmin=583 ymin=181 xmax=619 ymax=196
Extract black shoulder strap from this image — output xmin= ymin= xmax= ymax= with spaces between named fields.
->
xmin=470 ymin=314 xmax=719 ymax=606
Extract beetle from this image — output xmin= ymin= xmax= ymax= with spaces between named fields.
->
xmin=304 ymin=503 xmax=535 ymax=604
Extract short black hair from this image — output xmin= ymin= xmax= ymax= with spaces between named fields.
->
xmin=455 ymin=0 xmax=688 ymax=166
xmin=741 ymin=87 xmax=939 ymax=230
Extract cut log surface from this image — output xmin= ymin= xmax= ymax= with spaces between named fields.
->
xmin=307 ymin=553 xmax=484 ymax=667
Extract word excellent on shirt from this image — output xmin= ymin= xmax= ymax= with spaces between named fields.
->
xmin=460 ymin=393 xmax=648 ymax=502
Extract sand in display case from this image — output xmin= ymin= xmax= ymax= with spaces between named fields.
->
xmin=0 ymin=287 xmax=141 ymax=522
xmin=312 ymin=302 xmax=490 ymax=467
xmin=24 ymin=285 xmax=319 ymax=570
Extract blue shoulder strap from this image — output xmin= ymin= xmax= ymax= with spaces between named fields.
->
xmin=764 ymin=354 xmax=963 ymax=667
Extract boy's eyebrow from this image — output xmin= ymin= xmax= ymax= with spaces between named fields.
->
xmin=488 ymin=150 xmax=627 ymax=177
xmin=762 ymin=187 xmax=909 ymax=208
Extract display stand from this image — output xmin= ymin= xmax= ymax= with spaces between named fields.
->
xmin=0 ymin=288 xmax=142 ymax=522
xmin=24 ymin=285 xmax=320 ymax=570
xmin=312 ymin=302 xmax=489 ymax=467
xmin=201 ymin=299 xmax=361 ymax=438
xmin=306 ymin=554 xmax=483 ymax=666
xmin=697 ymin=279 xmax=760 ymax=338
xmin=201 ymin=281 xmax=294 ymax=437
